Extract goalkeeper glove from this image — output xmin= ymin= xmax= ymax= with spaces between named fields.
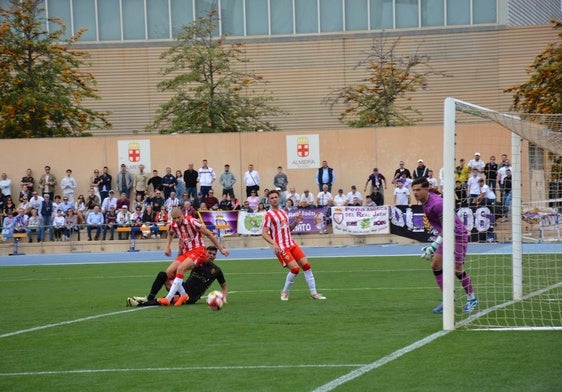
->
xmin=421 ymin=236 xmax=442 ymax=260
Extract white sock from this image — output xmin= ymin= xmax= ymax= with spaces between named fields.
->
xmin=167 ymin=277 xmax=183 ymax=300
xmin=304 ymin=269 xmax=317 ymax=294
xmin=283 ymin=272 xmax=297 ymax=292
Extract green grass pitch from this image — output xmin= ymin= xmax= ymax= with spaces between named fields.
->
xmin=0 ymin=256 xmax=560 ymax=391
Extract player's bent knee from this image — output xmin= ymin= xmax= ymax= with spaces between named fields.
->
xmin=301 ymin=262 xmax=311 ymax=271
xmin=290 ymin=267 xmax=300 ymax=275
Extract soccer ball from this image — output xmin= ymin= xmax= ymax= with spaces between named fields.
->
xmin=206 ymin=290 xmax=224 ymax=311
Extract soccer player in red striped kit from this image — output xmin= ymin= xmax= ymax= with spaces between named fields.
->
xmin=157 ymin=207 xmax=229 ymax=306
xmin=262 ymin=189 xmax=326 ymax=301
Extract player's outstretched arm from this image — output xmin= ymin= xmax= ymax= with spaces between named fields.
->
xmin=200 ymin=226 xmax=229 ymax=256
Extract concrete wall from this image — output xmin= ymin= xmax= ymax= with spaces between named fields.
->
xmin=2 ymin=123 xmax=516 ymax=201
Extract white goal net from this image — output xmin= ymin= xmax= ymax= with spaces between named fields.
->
xmin=442 ymin=98 xmax=562 ymax=330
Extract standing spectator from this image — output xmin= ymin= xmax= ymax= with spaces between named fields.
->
xmin=316 ymin=160 xmax=335 ymax=193
xmin=103 ymin=205 xmax=118 ymax=240
xmin=502 ymin=169 xmax=513 ymax=219
xmin=370 ymin=186 xmax=384 ymax=206
xmin=27 ymin=208 xmax=43 ymax=242
xmin=468 ymin=152 xmax=485 ymax=173
xmin=161 ymin=167 xmax=177 ymax=200
xmin=455 ymin=158 xmax=470 ymax=185
xmin=364 ymin=168 xmax=387 ymax=197
xmin=393 ymin=179 xmax=410 ymax=206
xmin=0 ymin=172 xmax=12 ymax=197
xmin=20 ymin=168 xmax=35 ymax=195
xmin=99 ymin=166 xmax=112 ymax=203
xmin=316 ymin=184 xmax=333 ymax=207
xmin=87 ymin=205 xmax=104 ymax=241
xmin=183 ymin=163 xmax=198 ymax=200
xmin=147 ymin=169 xmax=162 ymax=195
xmin=219 ymin=164 xmax=237 ymax=199
xmin=101 ymin=190 xmax=118 ymax=213
xmin=39 ymin=165 xmax=57 ymax=200
xmin=412 ymin=159 xmax=429 ymax=179
xmin=40 ymin=194 xmax=54 ymax=241
xmin=133 ymin=164 xmax=149 ymax=200
xmin=498 ymin=159 xmax=512 ymax=202
xmin=261 ymin=189 xmax=326 ymax=301
xmin=175 ymin=170 xmax=185 ymax=199
xmin=484 ymin=155 xmax=499 ymax=196
xmin=346 ymin=185 xmax=363 ymax=205
xmin=466 ymin=168 xmax=482 ymax=205
xmin=243 ymin=163 xmax=260 ymax=197
xmin=60 ymin=169 xmax=77 ymax=202
xmin=454 ymin=180 xmax=468 ymax=209
xmin=116 ymin=164 xmax=134 ymax=199
xmin=89 ymin=169 xmax=102 ymax=202
xmin=393 ymin=161 xmax=411 ymax=184
xmin=198 ymin=159 xmax=216 ymax=198
xmin=273 ymin=166 xmax=289 ymax=205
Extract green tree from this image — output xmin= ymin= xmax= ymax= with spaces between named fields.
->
xmin=505 ymin=20 xmax=562 ymax=114
xmin=324 ymin=37 xmax=447 ymax=127
xmin=0 ymin=0 xmax=110 ymax=138
xmin=147 ymin=10 xmax=280 ymax=134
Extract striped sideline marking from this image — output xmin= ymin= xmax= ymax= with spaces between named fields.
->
xmin=311 ymin=330 xmax=451 ymax=392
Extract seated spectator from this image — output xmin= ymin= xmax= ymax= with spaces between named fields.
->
xmin=130 ymin=205 xmax=144 ymax=238
xmin=149 ymin=190 xmax=165 ymax=210
xmin=218 ymin=195 xmax=232 ymax=211
xmin=260 ymin=189 xmax=271 ymax=209
xmin=284 ymin=198 xmax=297 ymax=212
xmin=153 ymin=206 xmax=169 ymax=230
xmin=346 ymin=185 xmax=363 ymax=205
xmin=475 ymin=178 xmax=496 ymax=206
xmin=13 ymin=208 xmax=29 ymax=235
xmin=350 ymin=196 xmax=362 ymax=206
xmin=333 ymin=189 xmax=348 ymax=206
xmin=63 ymin=208 xmax=80 ymax=241
xmin=75 ymin=194 xmax=87 ymax=224
xmin=364 ymin=195 xmax=377 ymax=207
xmin=287 ymin=187 xmax=300 ymax=207
xmin=246 ymin=190 xmax=260 ymax=211
xmin=86 ymin=205 xmax=104 ymax=241
xmin=198 ymin=202 xmax=209 ymax=212
xmin=454 ymin=180 xmax=468 ymax=209
xmin=240 ymin=200 xmax=254 ymax=213
xmin=116 ymin=205 xmax=131 ymax=240
xmin=299 ymin=189 xmax=315 ymax=208
xmin=52 ymin=209 xmax=66 ymax=241
xmin=256 ymin=202 xmax=267 ymax=212
xmin=103 ymin=205 xmax=118 ymax=240
xmin=59 ymin=196 xmax=74 ymax=213
xmin=18 ymin=194 xmax=31 ymax=214
xmin=1 ymin=211 xmax=16 ymax=241
xmin=27 ymin=208 xmax=43 ymax=242
xmin=182 ymin=200 xmax=197 ymax=217
xmin=204 ymin=190 xmax=220 ymax=210
xmin=131 ymin=193 xmax=145 ymax=214
xmin=316 ymin=184 xmax=333 ymax=207
xmin=116 ymin=192 xmax=130 ymax=210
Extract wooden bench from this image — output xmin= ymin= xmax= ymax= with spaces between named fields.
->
xmin=10 ymin=232 xmax=28 ymax=256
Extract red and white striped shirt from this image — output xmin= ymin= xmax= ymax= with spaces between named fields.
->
xmin=169 ymin=215 xmax=205 ymax=254
xmin=263 ymin=208 xmax=295 ymax=249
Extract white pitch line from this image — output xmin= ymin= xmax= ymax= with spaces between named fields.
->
xmin=310 ymin=330 xmax=451 ymax=392
xmin=0 ymin=307 xmax=152 ymax=339
xmin=0 ymin=364 xmax=366 ymax=377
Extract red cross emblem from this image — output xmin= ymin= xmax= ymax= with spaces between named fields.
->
xmin=128 ymin=149 xmax=141 ymax=162
xmin=297 ymin=143 xmax=309 ymax=157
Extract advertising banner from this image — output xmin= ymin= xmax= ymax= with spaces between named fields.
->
xmin=331 ymin=206 xmax=390 ymax=235
xmin=286 ymin=207 xmax=329 ymax=234
xmin=237 ymin=211 xmax=266 ymax=235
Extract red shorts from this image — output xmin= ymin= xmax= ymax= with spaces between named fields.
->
xmin=175 ymin=245 xmax=207 ymax=267
xmin=276 ymin=243 xmax=306 ymax=267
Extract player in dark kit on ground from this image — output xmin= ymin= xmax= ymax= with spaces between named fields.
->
xmin=126 ymin=246 xmax=227 ymax=307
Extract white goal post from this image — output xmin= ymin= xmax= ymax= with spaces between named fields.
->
xmin=442 ymin=97 xmax=562 ymax=330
